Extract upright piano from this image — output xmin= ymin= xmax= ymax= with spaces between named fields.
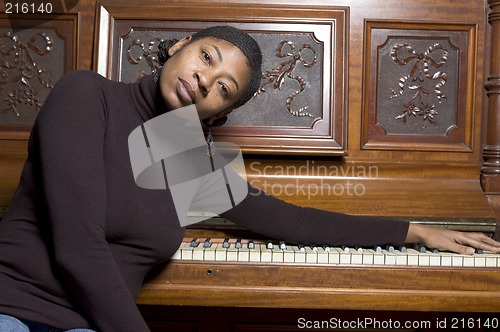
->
xmin=1 ymin=0 xmax=500 ymax=330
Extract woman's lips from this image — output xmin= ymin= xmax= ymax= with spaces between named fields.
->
xmin=177 ymin=78 xmax=196 ymax=105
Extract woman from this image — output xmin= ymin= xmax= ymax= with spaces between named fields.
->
xmin=0 ymin=26 xmax=499 ymax=332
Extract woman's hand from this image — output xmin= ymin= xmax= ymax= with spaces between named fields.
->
xmin=406 ymin=223 xmax=500 ymax=255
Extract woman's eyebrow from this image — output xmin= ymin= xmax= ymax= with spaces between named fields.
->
xmin=210 ymin=43 xmax=223 ymax=62
xmin=209 ymin=44 xmax=239 ymax=92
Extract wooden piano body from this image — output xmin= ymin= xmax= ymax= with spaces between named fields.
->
xmin=1 ymin=0 xmax=500 ymax=330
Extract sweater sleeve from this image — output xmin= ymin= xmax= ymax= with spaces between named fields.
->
xmin=221 ymin=183 xmax=410 ymax=247
xmin=32 ymin=71 xmax=150 ymax=332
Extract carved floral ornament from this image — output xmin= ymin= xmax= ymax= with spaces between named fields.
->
xmin=389 ymin=42 xmax=448 ymax=126
xmin=127 ymin=38 xmax=318 ymax=118
xmin=0 ymin=31 xmax=55 ymax=117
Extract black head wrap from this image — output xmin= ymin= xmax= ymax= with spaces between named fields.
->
xmin=157 ymin=26 xmax=262 ymax=111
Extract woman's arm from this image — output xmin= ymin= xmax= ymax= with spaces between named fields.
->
xmin=33 ymin=71 xmax=149 ymax=331
xmin=222 ymin=184 xmax=410 ymax=247
xmin=223 ymin=183 xmax=500 ymax=254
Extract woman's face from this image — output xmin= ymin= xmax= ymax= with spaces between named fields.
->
xmin=159 ymin=36 xmax=252 ymax=123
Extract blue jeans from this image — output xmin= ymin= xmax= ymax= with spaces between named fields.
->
xmin=0 ymin=314 xmax=96 ymax=332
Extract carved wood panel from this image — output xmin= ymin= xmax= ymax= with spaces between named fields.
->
xmin=96 ymin=2 xmax=347 ymax=155
xmin=362 ymin=20 xmax=476 ymax=152
xmin=0 ymin=15 xmax=77 ymax=139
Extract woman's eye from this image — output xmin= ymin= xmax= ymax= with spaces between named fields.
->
xmin=202 ymin=51 xmax=211 ymax=64
xmin=219 ymin=83 xmax=229 ymax=97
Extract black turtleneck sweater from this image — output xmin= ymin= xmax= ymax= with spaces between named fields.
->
xmin=0 ymin=70 xmax=409 ymax=331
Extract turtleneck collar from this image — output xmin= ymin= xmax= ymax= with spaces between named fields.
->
xmin=129 ymin=75 xmax=169 ymax=121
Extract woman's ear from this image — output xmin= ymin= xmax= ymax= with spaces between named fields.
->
xmin=168 ymin=36 xmax=192 ymax=56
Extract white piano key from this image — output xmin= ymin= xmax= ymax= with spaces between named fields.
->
xmin=361 ymin=249 xmax=375 ymax=265
xmin=417 ymin=251 xmax=431 ymax=266
xmin=292 ymin=246 xmax=306 ymax=263
xmin=192 ymin=243 xmax=205 ymax=260
xmin=372 ymin=250 xmax=385 ymax=265
xmin=316 ymin=247 xmax=329 ymax=264
xmin=339 ymin=248 xmax=351 ymax=264
xmin=440 ymin=253 xmax=453 ymax=267
xmin=463 ymin=255 xmax=475 ymax=267
xmin=283 ymin=247 xmax=295 ymax=263
xmin=249 ymin=244 xmax=262 ymax=262
xmin=394 ymin=250 xmax=408 ymax=265
xmin=429 ymin=252 xmax=441 ymax=266
xmin=305 ymin=247 xmax=318 ymax=264
xmin=473 ymin=254 xmax=486 ymax=267
xmin=226 ymin=244 xmax=238 ymax=261
xmin=382 ymin=250 xmax=396 ymax=265
xmin=204 ymin=243 xmax=216 ymax=261
xmin=271 ymin=245 xmax=284 ymax=263
xmin=485 ymin=252 xmax=500 ymax=267
xmin=215 ymin=243 xmax=227 ymax=261
xmin=327 ymin=248 xmax=340 ymax=264
xmin=181 ymin=243 xmax=194 ymax=260
xmin=452 ymin=254 xmax=464 ymax=267
xmin=260 ymin=244 xmax=272 ymax=262
xmin=349 ymin=248 xmax=363 ymax=265
xmin=238 ymin=246 xmax=250 ymax=262
xmin=405 ymin=249 xmax=419 ymax=266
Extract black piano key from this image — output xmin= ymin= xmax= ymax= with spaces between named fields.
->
xmin=279 ymin=241 xmax=286 ymax=250
xmin=203 ymin=238 xmax=211 ymax=248
xmin=223 ymin=238 xmax=230 ymax=248
xmin=266 ymin=240 xmax=273 ymax=249
xmin=247 ymin=240 xmax=255 ymax=249
xmin=399 ymin=246 xmax=407 ymax=253
xmin=235 ymin=239 xmax=242 ymax=249
xmin=415 ymin=244 xmax=426 ymax=253
xmin=386 ymin=245 xmax=395 ymax=253
xmin=374 ymin=245 xmax=382 ymax=253
xmin=190 ymin=238 xmax=198 ymax=248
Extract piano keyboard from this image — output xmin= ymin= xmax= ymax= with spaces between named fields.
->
xmin=171 ymin=238 xmax=500 ymax=267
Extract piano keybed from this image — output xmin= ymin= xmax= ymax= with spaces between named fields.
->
xmin=171 ymin=238 xmax=500 ymax=267
xmin=138 ymin=233 xmax=500 ymax=312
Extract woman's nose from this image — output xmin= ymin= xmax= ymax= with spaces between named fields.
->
xmin=195 ymin=71 xmax=210 ymax=95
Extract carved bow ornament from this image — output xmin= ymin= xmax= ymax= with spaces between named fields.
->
xmin=127 ymin=38 xmax=163 ymax=80
xmin=256 ymin=40 xmax=317 ymax=118
xmin=389 ymin=42 xmax=448 ymax=126
xmin=0 ymin=31 xmax=54 ymax=117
